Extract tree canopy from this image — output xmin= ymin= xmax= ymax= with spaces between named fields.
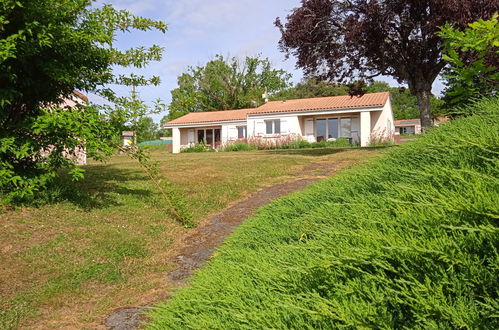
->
xmin=275 ymin=0 xmax=498 ymax=127
xmin=167 ymin=55 xmax=292 ymax=120
xmin=0 ymin=0 xmax=166 ymax=202
xmin=438 ymin=14 xmax=499 ymax=108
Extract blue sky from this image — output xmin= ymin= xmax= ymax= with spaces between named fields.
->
xmin=93 ymin=0 xmax=443 ymax=123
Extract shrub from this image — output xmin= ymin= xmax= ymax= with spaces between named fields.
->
xmin=224 ymin=135 xmax=353 ymax=152
xmin=368 ymin=128 xmax=395 ymax=147
xmin=148 ymin=98 xmax=499 ymax=328
xmin=180 ymin=143 xmax=215 ymax=153
xmin=221 ymin=141 xmax=256 ymax=152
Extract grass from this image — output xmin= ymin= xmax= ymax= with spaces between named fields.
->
xmin=0 ymin=147 xmax=380 ymax=329
xmin=147 ymin=98 xmax=499 ymax=329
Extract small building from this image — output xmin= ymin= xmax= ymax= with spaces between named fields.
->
xmin=395 ymin=117 xmax=450 ymax=135
xmin=122 ymin=131 xmax=136 ymax=147
xmin=394 ymin=119 xmax=422 ymax=135
xmin=164 ymin=92 xmax=395 ymax=153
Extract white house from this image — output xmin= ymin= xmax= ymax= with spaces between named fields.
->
xmin=164 ymin=92 xmax=395 ymax=153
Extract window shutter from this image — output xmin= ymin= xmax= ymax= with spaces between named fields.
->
xmin=305 ymin=119 xmax=314 ymax=136
xmin=277 ymin=119 xmax=285 ymax=134
xmin=256 ymin=121 xmax=265 ymax=135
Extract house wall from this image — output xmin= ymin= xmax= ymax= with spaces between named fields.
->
xmin=247 ymin=114 xmax=302 ymax=137
xmin=370 ymin=97 xmax=395 ymax=142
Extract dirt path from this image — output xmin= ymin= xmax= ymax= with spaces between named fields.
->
xmin=105 ymin=160 xmax=348 ymax=329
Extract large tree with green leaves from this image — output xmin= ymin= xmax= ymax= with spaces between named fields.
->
xmin=168 ymin=55 xmax=292 ymax=120
xmin=275 ymin=0 xmax=498 ymax=127
xmin=0 ymin=0 xmax=166 ymax=202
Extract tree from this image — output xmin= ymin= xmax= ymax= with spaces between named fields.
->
xmin=271 ymin=77 xmax=348 ymax=100
xmin=438 ymin=14 xmax=499 ymax=108
xmin=275 ymin=0 xmax=498 ymax=127
xmin=0 ymin=0 xmax=166 ymax=201
xmin=158 ymin=115 xmax=172 ymax=137
xmin=168 ymin=55 xmax=292 ymax=120
xmin=365 ymin=81 xmax=444 ymax=120
xmin=135 ymin=117 xmax=158 ymax=143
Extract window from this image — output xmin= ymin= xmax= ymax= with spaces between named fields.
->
xmin=237 ymin=126 xmax=247 ymax=139
xmin=339 ymin=118 xmax=351 ymax=137
xmin=400 ymin=126 xmax=415 ymax=135
xmin=316 ymin=117 xmax=351 ymax=141
xmin=316 ymin=119 xmax=327 ymax=142
xmin=265 ymin=120 xmax=280 ymax=134
xmin=327 ymin=118 xmax=338 ymax=139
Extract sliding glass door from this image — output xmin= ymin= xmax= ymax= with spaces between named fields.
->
xmin=316 ymin=117 xmax=350 ymax=142
xmin=196 ymin=128 xmax=222 ymax=148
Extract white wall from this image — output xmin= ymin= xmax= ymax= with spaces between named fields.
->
xmin=172 ymin=128 xmax=181 ymax=153
xmin=247 ymin=114 xmax=301 ymax=137
xmin=371 ymin=96 xmax=395 ymax=141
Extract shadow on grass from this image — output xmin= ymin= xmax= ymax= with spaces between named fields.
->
xmin=27 ymin=164 xmax=155 ymax=211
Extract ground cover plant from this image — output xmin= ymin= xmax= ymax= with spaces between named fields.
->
xmin=0 ymin=148 xmax=379 ymax=329
xmin=148 ymin=98 xmax=499 ymax=328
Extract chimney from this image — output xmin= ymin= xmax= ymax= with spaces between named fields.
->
xmin=262 ymin=89 xmax=269 ymax=103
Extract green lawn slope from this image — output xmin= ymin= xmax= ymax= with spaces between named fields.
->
xmin=147 ymin=98 xmax=498 ymax=329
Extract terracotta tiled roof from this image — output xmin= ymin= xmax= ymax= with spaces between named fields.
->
xmin=166 ymin=108 xmax=253 ymax=125
xmin=248 ymin=92 xmax=389 ymax=115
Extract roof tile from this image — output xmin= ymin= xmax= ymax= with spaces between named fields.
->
xmin=166 ymin=108 xmax=252 ymax=125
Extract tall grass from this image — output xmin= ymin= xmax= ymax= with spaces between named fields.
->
xmin=147 ymin=98 xmax=499 ymax=329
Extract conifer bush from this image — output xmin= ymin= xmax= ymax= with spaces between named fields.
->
xmin=148 ymin=98 xmax=498 ymax=329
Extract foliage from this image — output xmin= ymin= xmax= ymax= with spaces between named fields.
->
xmin=271 ymin=77 xmax=348 ymax=100
xmin=273 ymin=78 xmax=443 ymax=120
xmin=121 ymin=145 xmax=193 ymax=226
xmin=221 ymin=141 xmax=257 ymax=152
xmin=0 ymin=0 xmax=167 ymax=203
xmin=220 ymin=136 xmax=353 ymax=152
xmin=439 ymin=14 xmax=499 ymax=108
xmin=157 ymin=115 xmax=172 ymax=137
xmin=180 ymin=143 xmax=216 ymax=153
xmin=275 ymin=0 xmax=498 ymax=127
xmin=168 ymin=55 xmax=292 ymax=120
xmin=366 ymin=81 xmax=445 ymax=120
xmin=148 ymin=98 xmax=499 ymax=329
xmin=135 ymin=117 xmax=159 ymax=143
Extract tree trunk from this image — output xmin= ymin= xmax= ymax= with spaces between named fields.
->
xmin=415 ymin=89 xmax=434 ymax=129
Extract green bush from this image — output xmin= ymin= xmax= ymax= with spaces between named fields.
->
xmin=180 ymin=143 xmax=215 ymax=153
xmin=148 ymin=98 xmax=499 ymax=329
xmin=221 ymin=141 xmax=256 ymax=152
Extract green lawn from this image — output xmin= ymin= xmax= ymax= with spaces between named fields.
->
xmin=147 ymin=99 xmax=498 ymax=329
xmin=0 ymin=147 xmax=379 ymax=329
